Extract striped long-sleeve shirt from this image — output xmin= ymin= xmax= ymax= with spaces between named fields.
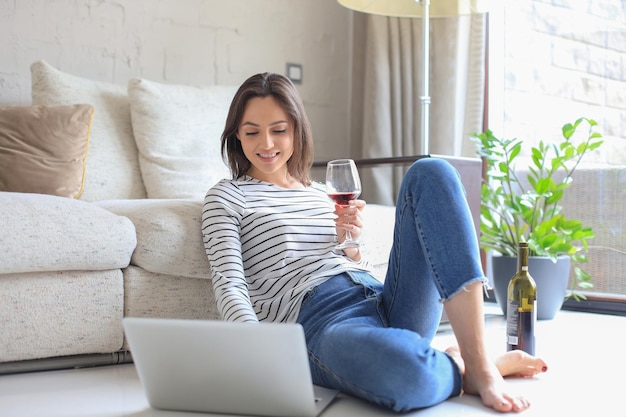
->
xmin=201 ymin=176 xmax=370 ymax=323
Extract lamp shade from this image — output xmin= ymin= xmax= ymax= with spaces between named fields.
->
xmin=337 ymin=0 xmax=490 ymax=17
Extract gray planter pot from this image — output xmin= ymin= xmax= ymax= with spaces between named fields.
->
xmin=490 ymin=255 xmax=571 ymax=320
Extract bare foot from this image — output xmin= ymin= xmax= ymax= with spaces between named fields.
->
xmin=465 ymin=360 xmax=530 ymax=413
xmin=445 ymin=347 xmax=548 ymax=413
xmin=495 ymin=350 xmax=548 ymax=378
xmin=445 ymin=347 xmax=466 ymax=374
xmin=445 ymin=346 xmax=548 ymax=378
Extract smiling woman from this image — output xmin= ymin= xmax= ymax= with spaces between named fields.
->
xmin=220 ymin=73 xmax=314 ymax=189
xmin=201 ymin=72 xmax=548 ymax=414
xmin=236 ymin=96 xmax=298 ymax=188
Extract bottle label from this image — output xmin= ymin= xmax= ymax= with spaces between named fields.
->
xmin=506 ymin=300 xmax=536 ymax=355
xmin=506 ymin=300 xmax=519 ymax=345
xmin=521 ymin=266 xmax=528 ymax=271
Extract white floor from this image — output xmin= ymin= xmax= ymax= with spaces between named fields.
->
xmin=1 ymin=306 xmax=625 ymax=417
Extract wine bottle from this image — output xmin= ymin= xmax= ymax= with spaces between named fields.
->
xmin=506 ymin=242 xmax=537 ymax=355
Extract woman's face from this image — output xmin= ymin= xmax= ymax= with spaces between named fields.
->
xmin=237 ymin=96 xmax=295 ymax=186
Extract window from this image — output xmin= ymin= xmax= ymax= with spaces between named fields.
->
xmin=487 ymin=1 xmax=626 ymax=312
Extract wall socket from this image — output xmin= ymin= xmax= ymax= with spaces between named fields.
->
xmin=286 ymin=63 xmax=303 ymax=84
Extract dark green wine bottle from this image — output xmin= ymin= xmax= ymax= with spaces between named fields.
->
xmin=506 ymin=242 xmax=536 ymax=355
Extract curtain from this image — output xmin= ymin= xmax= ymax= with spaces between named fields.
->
xmin=360 ymin=13 xmax=487 ymax=205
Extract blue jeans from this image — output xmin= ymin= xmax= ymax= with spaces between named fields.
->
xmin=296 ymin=158 xmax=485 ymax=412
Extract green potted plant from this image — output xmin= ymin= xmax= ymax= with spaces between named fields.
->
xmin=471 ymin=117 xmax=604 ymax=319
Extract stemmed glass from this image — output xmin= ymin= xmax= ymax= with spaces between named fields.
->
xmin=326 ymin=159 xmax=362 ymax=249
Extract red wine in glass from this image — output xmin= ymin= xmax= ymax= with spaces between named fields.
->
xmin=326 ymin=159 xmax=362 ymax=249
xmin=328 ymin=192 xmax=360 ymax=206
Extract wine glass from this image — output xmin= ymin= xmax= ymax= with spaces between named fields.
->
xmin=326 ymin=159 xmax=362 ymax=249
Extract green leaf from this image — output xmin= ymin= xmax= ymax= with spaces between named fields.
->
xmin=509 ymin=142 xmax=522 ymax=163
xmin=562 ymin=123 xmax=574 ymax=139
xmin=535 ymin=177 xmax=551 ymax=194
xmin=589 ymin=140 xmax=604 ymax=151
xmin=531 ymin=148 xmax=542 ymax=168
xmin=571 ymin=253 xmax=589 ymax=263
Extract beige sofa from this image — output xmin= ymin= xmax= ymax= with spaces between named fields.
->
xmin=0 ymin=60 xmax=481 ymax=374
xmin=0 ymin=60 xmax=391 ymax=373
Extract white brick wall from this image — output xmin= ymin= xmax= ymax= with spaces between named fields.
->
xmin=0 ymin=0 xmax=354 ymax=160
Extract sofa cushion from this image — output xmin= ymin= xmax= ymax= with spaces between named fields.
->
xmin=123 ymin=265 xmax=218 ymax=315
xmin=0 ymin=192 xmax=136 ymax=274
xmin=0 ymin=270 xmax=124 ymax=362
xmin=96 ymin=199 xmax=211 ymax=278
xmin=97 ymin=198 xmax=396 ymax=282
xmin=30 ymin=60 xmax=147 ymax=201
xmin=0 ymin=104 xmax=94 ymax=199
xmin=128 ymin=78 xmax=236 ymax=199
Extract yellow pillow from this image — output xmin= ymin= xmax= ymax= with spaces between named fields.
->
xmin=0 ymin=104 xmax=94 ymax=198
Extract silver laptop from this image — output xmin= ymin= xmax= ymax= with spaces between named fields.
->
xmin=123 ymin=317 xmax=338 ymax=417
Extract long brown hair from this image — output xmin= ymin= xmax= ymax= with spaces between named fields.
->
xmin=221 ymin=72 xmax=313 ymax=186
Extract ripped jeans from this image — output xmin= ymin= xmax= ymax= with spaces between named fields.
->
xmin=296 ymin=158 xmax=485 ymax=412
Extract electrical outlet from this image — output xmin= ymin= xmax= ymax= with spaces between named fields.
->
xmin=286 ymin=63 xmax=303 ymax=84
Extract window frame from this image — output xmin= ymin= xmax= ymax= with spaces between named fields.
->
xmin=485 ymin=2 xmax=626 ymax=315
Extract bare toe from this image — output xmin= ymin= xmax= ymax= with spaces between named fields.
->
xmin=477 ymin=382 xmax=531 ymax=413
xmin=463 ymin=361 xmax=532 ymax=413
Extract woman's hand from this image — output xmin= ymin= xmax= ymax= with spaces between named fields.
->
xmin=334 ymin=199 xmax=366 ymax=260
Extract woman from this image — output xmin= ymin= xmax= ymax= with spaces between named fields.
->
xmin=201 ymin=72 xmax=547 ymax=413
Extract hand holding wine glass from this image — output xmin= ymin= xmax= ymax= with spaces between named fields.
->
xmin=326 ymin=159 xmax=362 ymax=249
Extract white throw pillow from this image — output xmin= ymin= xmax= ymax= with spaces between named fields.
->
xmin=30 ymin=60 xmax=147 ymax=201
xmin=128 ymin=78 xmax=237 ymax=199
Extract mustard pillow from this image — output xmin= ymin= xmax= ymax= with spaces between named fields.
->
xmin=0 ymin=104 xmax=95 ymax=198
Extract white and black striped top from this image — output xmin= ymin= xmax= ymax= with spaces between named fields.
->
xmin=201 ymin=176 xmax=370 ymax=323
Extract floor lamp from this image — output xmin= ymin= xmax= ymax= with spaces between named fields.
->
xmin=337 ymin=0 xmax=490 ymax=155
